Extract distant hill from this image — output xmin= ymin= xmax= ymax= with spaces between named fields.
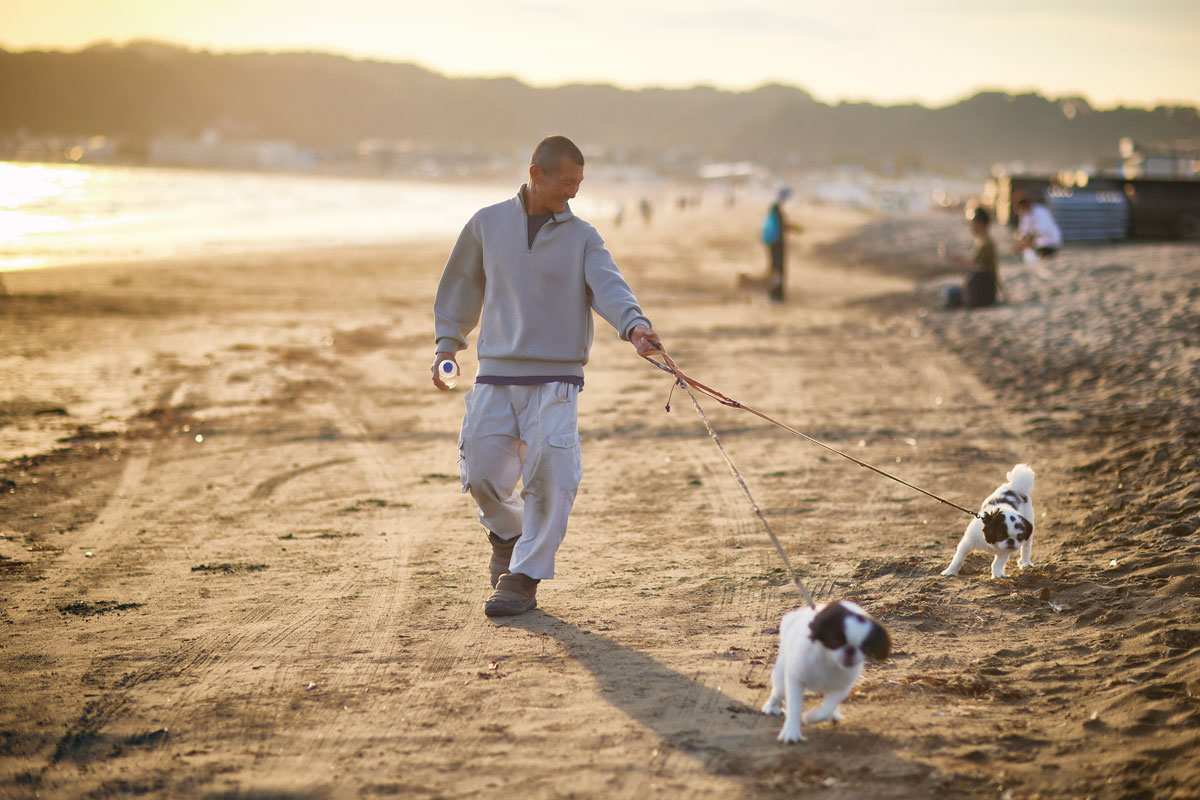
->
xmin=2 ymin=41 xmax=1198 ymax=173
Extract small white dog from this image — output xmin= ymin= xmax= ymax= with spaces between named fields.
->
xmin=761 ymin=600 xmax=891 ymax=743
xmin=942 ymin=463 xmax=1036 ymax=579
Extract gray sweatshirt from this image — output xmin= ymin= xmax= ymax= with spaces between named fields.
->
xmin=434 ymin=186 xmax=651 ymax=379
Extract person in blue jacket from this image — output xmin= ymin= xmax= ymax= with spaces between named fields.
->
xmin=762 ymin=187 xmax=801 ymax=302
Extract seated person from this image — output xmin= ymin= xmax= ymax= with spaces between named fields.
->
xmin=1013 ymin=192 xmax=1063 ymax=259
xmin=938 ymin=207 xmax=998 ymax=309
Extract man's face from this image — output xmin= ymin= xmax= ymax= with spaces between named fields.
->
xmin=530 ymin=157 xmax=583 ymax=214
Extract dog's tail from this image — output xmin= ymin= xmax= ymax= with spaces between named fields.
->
xmin=1006 ymin=463 xmax=1035 ymax=495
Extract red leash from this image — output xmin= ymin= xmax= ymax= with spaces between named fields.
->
xmin=642 ymin=349 xmax=815 ymax=607
xmin=641 ymin=348 xmax=982 ymax=521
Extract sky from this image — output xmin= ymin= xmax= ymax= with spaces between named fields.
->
xmin=3 ymin=0 xmax=1200 ymax=109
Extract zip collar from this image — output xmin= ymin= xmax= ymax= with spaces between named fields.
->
xmin=515 ymin=184 xmax=574 ymax=223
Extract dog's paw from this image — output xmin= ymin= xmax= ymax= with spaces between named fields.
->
xmin=777 ymin=725 xmax=806 ymax=744
xmin=761 ymin=698 xmax=782 ymax=716
xmin=803 ymin=707 xmax=843 ymax=724
xmin=1020 ymin=559 xmax=1034 ymax=569
xmin=940 ymin=567 xmax=959 ymax=577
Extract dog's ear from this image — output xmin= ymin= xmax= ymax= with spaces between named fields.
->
xmin=809 ymin=603 xmax=849 ymax=650
xmin=981 ymin=509 xmax=1008 ymax=544
xmin=863 ymin=621 xmax=891 ymax=661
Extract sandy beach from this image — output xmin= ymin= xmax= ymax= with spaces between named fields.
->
xmin=1 ymin=201 xmax=1198 ymax=799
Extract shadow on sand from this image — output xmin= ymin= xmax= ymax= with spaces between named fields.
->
xmin=503 ymin=610 xmax=943 ymax=795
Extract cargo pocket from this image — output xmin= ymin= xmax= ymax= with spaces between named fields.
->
xmin=547 ymin=433 xmax=583 ymax=488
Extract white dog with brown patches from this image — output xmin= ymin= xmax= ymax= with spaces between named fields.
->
xmin=942 ymin=463 xmax=1036 ymax=579
xmin=761 ymin=600 xmax=891 ymax=743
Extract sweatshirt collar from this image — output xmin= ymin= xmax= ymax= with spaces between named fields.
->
xmin=515 ymin=184 xmax=574 ymax=223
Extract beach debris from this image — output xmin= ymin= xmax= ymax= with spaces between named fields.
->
xmin=127 ymin=728 xmax=169 ymax=747
xmin=57 ymin=600 xmax=144 ymax=616
xmin=191 ymin=562 xmax=268 ymax=574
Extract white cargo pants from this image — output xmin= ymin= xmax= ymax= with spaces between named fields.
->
xmin=458 ymin=382 xmax=582 ymax=580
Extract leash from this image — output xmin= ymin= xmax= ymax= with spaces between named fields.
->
xmin=639 ymin=346 xmax=984 ymax=604
xmin=648 ymin=354 xmax=816 ymax=607
xmin=641 ymin=348 xmax=983 ymax=522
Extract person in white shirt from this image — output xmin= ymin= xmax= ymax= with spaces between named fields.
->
xmin=1014 ymin=193 xmax=1063 ymax=259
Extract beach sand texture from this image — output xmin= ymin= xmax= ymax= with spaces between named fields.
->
xmin=1 ymin=204 xmax=1197 ymax=799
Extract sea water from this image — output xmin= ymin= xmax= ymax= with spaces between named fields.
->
xmin=0 ymin=162 xmax=602 ymax=271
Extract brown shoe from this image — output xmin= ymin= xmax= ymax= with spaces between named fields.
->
xmin=488 ymin=532 xmax=520 ymax=589
xmin=484 ymin=572 xmax=539 ymax=617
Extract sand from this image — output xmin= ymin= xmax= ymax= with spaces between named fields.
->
xmin=1 ymin=201 xmax=1197 ymax=799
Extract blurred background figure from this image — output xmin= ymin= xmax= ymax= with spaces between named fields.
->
xmin=1013 ymin=192 xmax=1063 ymax=261
xmin=639 ymin=197 xmax=653 ymax=225
xmin=762 ymin=186 xmax=802 ymax=302
xmin=938 ymin=207 xmax=998 ymax=309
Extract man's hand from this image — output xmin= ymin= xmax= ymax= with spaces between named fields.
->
xmin=630 ymin=324 xmax=663 ymax=356
xmin=432 ymin=351 xmax=457 ymax=391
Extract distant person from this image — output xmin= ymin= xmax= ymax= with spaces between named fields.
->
xmin=938 ymin=207 xmax=998 ymax=309
xmin=432 ymin=135 xmax=662 ymax=617
xmin=762 ymin=187 xmax=802 ymax=302
xmin=639 ymin=197 xmax=653 ymax=225
xmin=1013 ymin=192 xmax=1062 ymax=260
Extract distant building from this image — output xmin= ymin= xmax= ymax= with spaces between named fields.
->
xmin=985 ymin=136 xmax=1200 ymax=241
xmin=148 ymin=129 xmax=315 ymax=171
xmin=1120 ymin=137 xmax=1200 ymax=180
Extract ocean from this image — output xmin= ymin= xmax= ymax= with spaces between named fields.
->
xmin=0 ymin=162 xmax=605 ymax=271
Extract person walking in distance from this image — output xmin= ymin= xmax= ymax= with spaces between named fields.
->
xmin=432 ymin=135 xmax=663 ymax=617
xmin=762 ymin=187 xmax=801 ymax=302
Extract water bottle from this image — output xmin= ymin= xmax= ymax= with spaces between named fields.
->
xmin=437 ymin=359 xmax=459 ymax=389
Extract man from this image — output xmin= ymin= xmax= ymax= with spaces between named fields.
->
xmin=432 ymin=135 xmax=662 ymax=617
xmin=1013 ymin=192 xmax=1063 ymax=259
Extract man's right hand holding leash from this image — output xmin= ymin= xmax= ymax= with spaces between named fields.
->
xmin=630 ymin=324 xmax=662 ymax=357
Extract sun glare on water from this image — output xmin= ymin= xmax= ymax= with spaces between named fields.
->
xmin=0 ymin=162 xmax=93 ymax=209
xmin=0 ymin=163 xmax=100 ymax=267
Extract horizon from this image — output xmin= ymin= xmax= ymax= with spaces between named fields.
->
xmin=3 ymin=37 xmax=1197 ymax=116
xmin=3 ymin=0 xmax=1199 ymax=110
